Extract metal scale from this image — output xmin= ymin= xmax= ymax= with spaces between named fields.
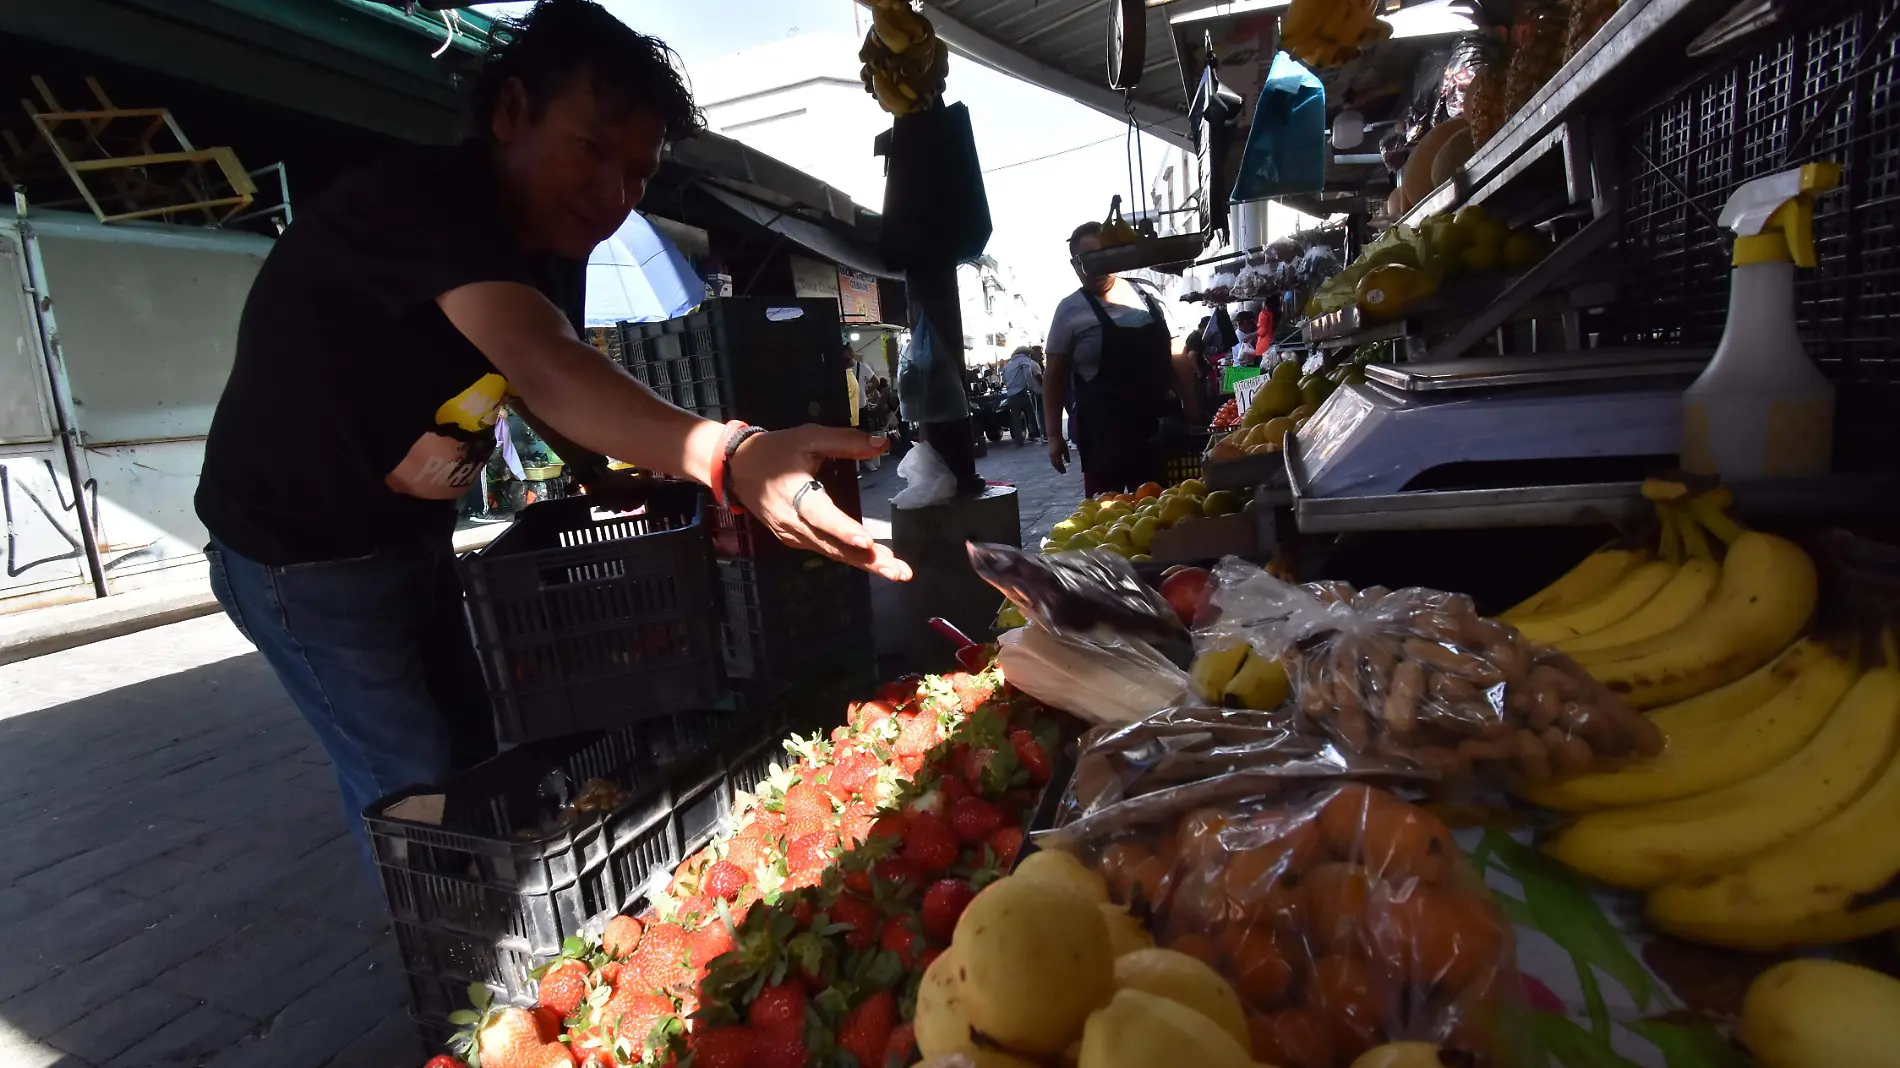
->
xmin=1281 ymin=349 xmax=1712 ymax=532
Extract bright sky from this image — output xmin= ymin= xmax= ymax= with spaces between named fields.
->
xmin=475 ymin=0 xmax=1180 ymax=322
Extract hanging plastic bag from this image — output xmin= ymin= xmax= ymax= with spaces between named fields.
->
xmin=968 ymin=543 xmax=1187 ymax=648
xmin=896 ymin=315 xmax=972 ymax=426
xmin=1231 ymin=52 xmax=1327 ymax=203
xmin=891 ymin=441 xmax=958 ymax=509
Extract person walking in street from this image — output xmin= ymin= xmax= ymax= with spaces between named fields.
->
xmin=1042 ymin=222 xmax=1199 ymax=494
xmin=195 ymin=0 xmax=910 ymax=852
xmin=1001 ymin=344 xmax=1043 ymax=444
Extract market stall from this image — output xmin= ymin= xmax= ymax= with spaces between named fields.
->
xmin=375 ymin=2 xmax=1900 ymax=1067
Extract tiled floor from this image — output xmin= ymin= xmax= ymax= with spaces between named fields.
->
xmin=0 ymin=439 xmax=1084 ymax=1068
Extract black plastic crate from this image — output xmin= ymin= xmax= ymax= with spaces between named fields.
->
xmin=1610 ymin=0 xmax=1900 ymax=471
xmin=717 ymin=553 xmax=874 ymax=683
xmin=1161 ymin=429 xmax=1212 ymax=486
xmin=710 ymin=459 xmax=863 ymax=558
xmin=375 ymin=708 xmax=775 ymax=1042
xmin=612 ymin=299 xmax=850 ymax=431
xmin=461 ymin=482 xmax=722 ymax=744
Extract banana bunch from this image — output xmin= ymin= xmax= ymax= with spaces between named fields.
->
xmin=1280 ymin=0 xmax=1391 ymax=68
xmin=1506 ymin=489 xmax=1900 ymax=950
xmin=859 ymin=0 xmax=949 ymax=117
xmin=1191 ymin=642 xmax=1290 ymax=710
xmin=1096 ymin=195 xmax=1143 ymax=248
xmin=1505 ymin=483 xmax=1816 ymax=709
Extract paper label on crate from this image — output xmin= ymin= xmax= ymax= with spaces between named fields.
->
xmin=765 ymin=307 xmax=806 ymax=321
xmin=386 ymin=794 xmax=446 ymax=826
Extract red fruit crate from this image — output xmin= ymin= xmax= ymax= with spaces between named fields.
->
xmin=460 ymin=481 xmax=723 ymax=744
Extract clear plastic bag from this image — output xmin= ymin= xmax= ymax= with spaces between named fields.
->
xmin=969 ymin=543 xmax=1188 ymax=649
xmin=892 ymin=442 xmax=960 ymax=508
xmin=1197 ymin=559 xmax=1662 ymax=784
xmin=1037 ymin=780 xmax=1519 ymax=1066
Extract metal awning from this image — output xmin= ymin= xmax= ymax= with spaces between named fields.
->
xmin=920 ymin=0 xmax=1204 ymax=150
xmin=700 ymin=182 xmax=901 ymax=279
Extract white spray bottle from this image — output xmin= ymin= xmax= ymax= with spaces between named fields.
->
xmin=1681 ymin=162 xmax=1841 ymax=479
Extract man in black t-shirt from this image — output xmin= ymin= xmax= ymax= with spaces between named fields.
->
xmin=197 ymin=0 xmax=909 ymax=848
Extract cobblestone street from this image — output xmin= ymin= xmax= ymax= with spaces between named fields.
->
xmin=0 ymin=439 xmax=1083 ymax=1068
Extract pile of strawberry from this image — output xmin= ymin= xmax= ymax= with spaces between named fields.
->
xmin=424 ymin=663 xmax=1066 ymax=1068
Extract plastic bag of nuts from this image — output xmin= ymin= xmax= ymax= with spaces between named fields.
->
xmin=1198 ymin=560 xmax=1662 ymax=784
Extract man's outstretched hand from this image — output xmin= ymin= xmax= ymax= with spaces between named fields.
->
xmin=729 ymin=426 xmax=913 ymax=582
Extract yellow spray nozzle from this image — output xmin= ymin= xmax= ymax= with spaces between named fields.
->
xmin=1728 ymin=162 xmax=1842 ymax=268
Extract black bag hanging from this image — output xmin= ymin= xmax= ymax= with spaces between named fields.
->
xmin=878 ymin=102 xmax=993 ymax=269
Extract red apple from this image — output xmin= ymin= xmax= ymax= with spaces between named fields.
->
xmin=1158 ymin=567 xmax=1212 ymax=626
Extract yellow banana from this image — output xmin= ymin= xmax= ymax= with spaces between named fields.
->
xmin=1648 ymin=639 xmax=1828 ymax=737
xmin=1584 ymin=532 xmax=1819 ymax=708
xmin=1558 ymin=558 xmax=1720 ymax=656
xmin=1280 ymin=0 xmax=1330 ymax=46
xmin=1543 ymin=663 xmax=1899 ymax=890
xmin=1503 ymin=547 xmax=1648 ymax=620
xmin=1519 ymin=644 xmax=1856 ymax=811
xmin=1314 ymin=0 xmax=1364 ymax=45
xmin=871 ymin=69 xmax=915 ymax=116
xmin=872 ymin=1 xmax=918 ymax=53
xmin=1646 ymin=669 xmax=1900 ymax=949
xmin=1511 ymin=559 xmax=1679 ymax=646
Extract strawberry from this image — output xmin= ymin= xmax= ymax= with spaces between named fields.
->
xmin=885 ymin=1021 xmax=917 ymax=1068
xmin=599 ymin=990 xmax=673 ymax=1050
xmin=854 ymin=697 xmax=899 ymax=730
xmin=530 ymin=1004 xmax=565 ymax=1042
xmin=879 ymin=918 xmax=921 ymax=966
xmin=872 ymin=857 xmax=926 ymax=892
xmin=895 ymin=751 xmax=927 ymax=779
xmin=750 ymin=810 xmax=787 ymax=842
xmin=703 ymin=860 xmax=750 ymax=901
xmin=423 ymin=1057 xmax=468 ymax=1068
xmin=936 ymin=775 xmax=974 ymax=804
xmin=988 ymin=826 xmax=1024 ymax=868
xmin=837 ymin=991 xmax=896 ymax=1068
xmin=629 ymin=923 xmax=690 ymax=990
xmin=724 ymin=834 xmax=768 ymax=873
xmin=831 ymin=754 xmax=882 ymax=799
xmin=1010 ymin=730 xmax=1052 ymax=785
xmin=827 ymin=895 xmax=880 ymax=951
xmin=675 ymin=895 xmax=717 ymax=926
xmin=869 ymin=813 xmax=909 ymax=844
xmin=751 ymin=1026 xmax=809 ymax=1068
xmin=879 ymin=676 xmax=922 ymax=707
xmin=920 ymin=879 xmax=976 ymax=941
xmin=474 ymin=1007 xmax=549 ymax=1068
xmin=690 ymin=1026 xmax=756 ymax=1068
xmin=782 ymin=782 xmax=832 ymax=821
xmin=747 ymin=980 xmax=807 ymax=1032
xmin=536 ymin=958 xmax=591 ymax=1018
xmin=950 ymin=672 xmax=999 ymax=712
xmin=839 ymin=802 xmax=880 ymax=846
xmin=786 ymin=833 xmax=834 ymax=877
xmin=900 ymin=813 xmax=958 ymax=874
xmin=790 ymin=898 xmax=815 ymax=929
xmin=893 ymin=713 xmax=938 ymax=757
xmin=602 ymin=914 xmax=644 ymax=959
xmin=948 ymin=796 xmax=1005 ymax=845
xmin=688 ymin=921 xmax=735 ymax=970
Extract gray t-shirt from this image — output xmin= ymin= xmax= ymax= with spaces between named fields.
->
xmin=1046 ymin=282 xmax=1175 ymax=383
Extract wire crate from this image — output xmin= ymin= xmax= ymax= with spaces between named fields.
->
xmin=1610 ymin=0 xmax=1900 ymax=469
xmin=460 ymin=483 xmax=722 ymax=744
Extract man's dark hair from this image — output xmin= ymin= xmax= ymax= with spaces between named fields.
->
xmin=1068 ymin=221 xmax=1103 ymax=254
xmin=473 ymin=0 xmax=705 ymax=141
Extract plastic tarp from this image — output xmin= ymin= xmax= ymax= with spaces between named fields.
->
xmin=583 ymin=212 xmax=706 ymax=326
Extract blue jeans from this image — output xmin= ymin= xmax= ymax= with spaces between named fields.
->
xmin=206 ymin=535 xmax=495 ymax=856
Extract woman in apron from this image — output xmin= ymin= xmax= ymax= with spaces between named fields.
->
xmin=1044 ymin=222 xmax=1181 ymax=495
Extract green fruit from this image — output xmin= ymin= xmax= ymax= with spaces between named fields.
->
xmin=1249 ymin=378 xmax=1303 ymax=421
xmin=1503 ymin=229 xmax=1553 ymax=270
xmin=1050 ymin=519 xmax=1082 ymax=542
xmin=1068 ymin=530 xmax=1101 ymax=550
xmin=1202 ymin=491 xmax=1242 ymax=518
xmin=1460 ymin=242 xmax=1500 ymax=273
xmin=1300 ymin=376 xmax=1333 ymax=409
xmin=1272 ymin=358 xmax=1302 ymax=384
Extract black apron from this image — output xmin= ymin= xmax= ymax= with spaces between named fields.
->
xmin=1075 ymin=286 xmax=1174 ymax=494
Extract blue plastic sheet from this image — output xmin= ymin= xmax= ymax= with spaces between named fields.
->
xmin=1231 ymin=52 xmax=1327 ymax=203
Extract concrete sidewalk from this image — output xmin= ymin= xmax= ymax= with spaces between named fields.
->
xmin=0 ymin=524 xmax=510 ymax=669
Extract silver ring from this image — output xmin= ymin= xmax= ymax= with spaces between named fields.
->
xmin=791 ymin=479 xmax=825 ymax=516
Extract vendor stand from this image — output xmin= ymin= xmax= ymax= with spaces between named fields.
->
xmin=392 ymin=3 xmax=1900 ymax=1068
